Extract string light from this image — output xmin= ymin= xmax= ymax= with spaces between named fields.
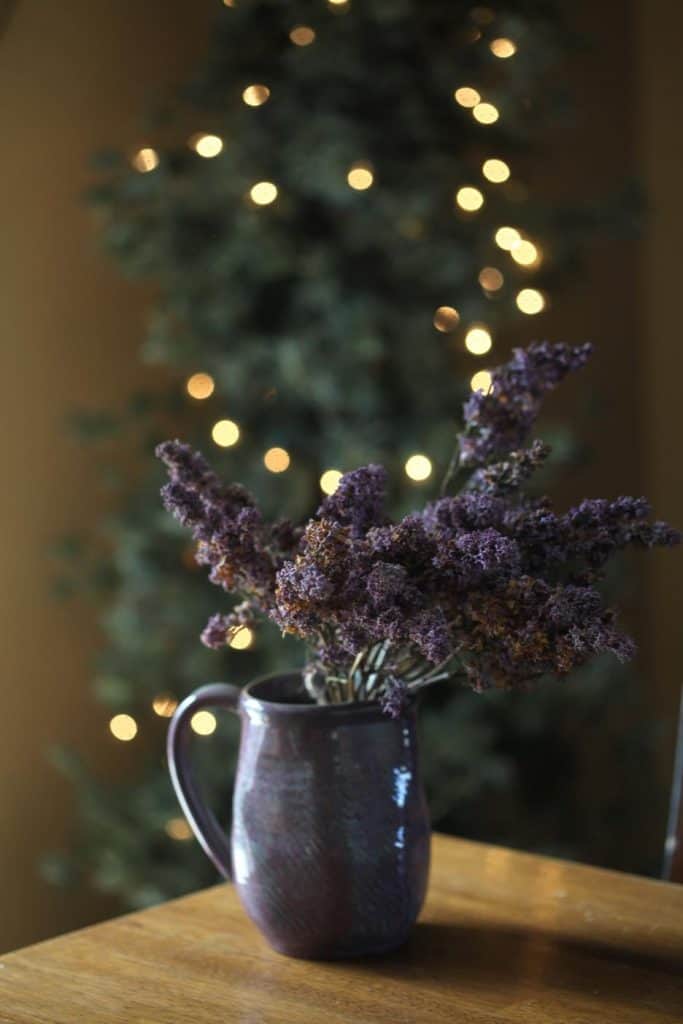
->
xmin=516 ymin=288 xmax=546 ymax=314
xmin=479 ymin=267 xmax=504 ymax=291
xmin=165 ymin=818 xmax=193 ymax=841
xmin=433 ymin=306 xmax=460 ymax=332
xmin=152 ymin=694 xmax=178 ymax=718
xmin=242 ymin=84 xmax=270 ymax=107
xmin=470 ymin=370 xmax=493 ymax=393
xmin=482 ymin=158 xmax=510 ymax=183
xmin=405 ymin=454 xmax=433 ymax=482
xmin=465 ymin=325 xmax=493 ymax=355
xmin=191 ymin=711 xmax=217 ymax=736
xmin=249 ymin=181 xmax=278 ymax=205
xmin=320 ymin=469 xmax=342 ymax=495
xmin=511 ymin=240 xmax=540 ymax=266
xmin=328 ymin=0 xmax=349 ymax=6
xmin=263 ymin=447 xmax=290 ymax=473
xmin=189 ymin=133 xmax=224 ymax=158
xmin=454 ymin=86 xmax=481 ymax=108
xmin=186 ymin=372 xmax=215 ymax=400
xmin=490 ymin=38 xmax=517 ymax=58
xmin=495 ymin=226 xmax=521 ymax=250
xmin=473 ymin=102 xmax=499 ymax=125
xmin=290 ymin=25 xmax=315 ymax=46
xmin=229 ymin=626 xmax=254 ymax=650
xmin=109 ymin=714 xmax=138 ymax=742
xmin=347 ymin=163 xmax=374 ymax=190
xmin=131 ymin=148 xmax=159 ymax=173
xmin=211 ymin=419 xmax=240 ymax=447
xmin=456 ymin=186 xmax=484 ymax=212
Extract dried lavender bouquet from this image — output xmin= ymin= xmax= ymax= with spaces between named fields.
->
xmin=157 ymin=342 xmax=679 ymax=716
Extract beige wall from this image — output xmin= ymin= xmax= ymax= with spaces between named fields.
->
xmin=0 ymin=0 xmax=213 ymax=953
xmin=635 ymin=0 xmax=683 ymax=778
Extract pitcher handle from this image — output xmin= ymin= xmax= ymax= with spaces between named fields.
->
xmin=167 ymin=683 xmax=241 ymax=880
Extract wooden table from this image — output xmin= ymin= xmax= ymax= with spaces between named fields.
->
xmin=1 ymin=834 xmax=682 ymax=1023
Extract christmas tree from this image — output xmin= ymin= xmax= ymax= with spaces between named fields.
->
xmin=50 ymin=1 xmax=648 ymax=909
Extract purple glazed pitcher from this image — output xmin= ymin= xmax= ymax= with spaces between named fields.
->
xmin=167 ymin=672 xmax=431 ymax=959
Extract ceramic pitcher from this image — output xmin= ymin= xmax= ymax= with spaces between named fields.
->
xmin=167 ymin=672 xmax=431 ymax=959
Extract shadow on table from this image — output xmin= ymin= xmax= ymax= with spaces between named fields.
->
xmin=330 ymin=920 xmax=683 ymax=1012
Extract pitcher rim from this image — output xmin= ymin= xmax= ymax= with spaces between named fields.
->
xmin=240 ymin=670 xmax=415 ymax=721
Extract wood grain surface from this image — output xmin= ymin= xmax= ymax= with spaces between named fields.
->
xmin=1 ymin=833 xmax=681 ymax=1023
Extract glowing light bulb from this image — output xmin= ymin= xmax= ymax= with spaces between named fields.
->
xmin=495 ymin=226 xmax=521 ymax=251
xmin=456 ymin=186 xmax=485 ymax=212
xmin=328 ymin=0 xmax=349 ymax=6
xmin=454 ymin=86 xmax=481 ymax=108
xmin=131 ymin=148 xmax=159 ymax=173
xmin=516 ymin=288 xmax=546 ymax=315
xmin=242 ymin=84 xmax=270 ymax=107
xmin=482 ymin=158 xmax=510 ymax=183
xmin=470 ymin=370 xmax=493 ymax=393
xmin=186 ymin=372 xmax=215 ymax=400
xmin=490 ymin=37 xmax=517 ymax=58
xmin=211 ymin=419 xmax=240 ymax=447
xmin=229 ymin=626 xmax=254 ymax=650
xmin=478 ymin=267 xmax=504 ymax=291
xmin=109 ymin=714 xmax=138 ymax=742
xmin=511 ymin=240 xmax=540 ymax=266
xmin=405 ymin=454 xmax=433 ymax=482
xmin=347 ymin=163 xmax=374 ymax=190
xmin=320 ymin=469 xmax=343 ymax=495
xmin=165 ymin=818 xmax=193 ymax=841
xmin=189 ymin=133 xmax=224 ymax=158
xmin=290 ymin=25 xmax=315 ymax=46
xmin=191 ymin=711 xmax=217 ymax=736
xmin=263 ymin=447 xmax=290 ymax=473
xmin=249 ymin=181 xmax=278 ymax=205
xmin=465 ymin=325 xmax=493 ymax=355
xmin=152 ymin=694 xmax=178 ymax=718
xmin=473 ymin=102 xmax=499 ymax=125
xmin=433 ymin=306 xmax=460 ymax=332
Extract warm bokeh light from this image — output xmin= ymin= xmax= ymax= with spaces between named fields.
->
xmin=478 ymin=267 xmax=504 ymax=291
xmin=320 ymin=469 xmax=343 ymax=495
xmin=109 ymin=714 xmax=138 ymax=742
xmin=433 ymin=306 xmax=460 ymax=332
xmin=131 ymin=148 xmax=159 ymax=173
xmin=165 ymin=818 xmax=193 ymax=841
xmin=473 ymin=102 xmax=499 ymax=125
xmin=290 ymin=25 xmax=316 ymax=45
xmin=490 ymin=37 xmax=517 ymax=58
xmin=242 ymin=84 xmax=270 ymax=107
xmin=152 ymin=694 xmax=178 ymax=718
xmin=454 ymin=86 xmax=481 ymax=108
xmin=470 ymin=370 xmax=493 ymax=393
xmin=465 ymin=325 xmax=493 ymax=355
xmin=328 ymin=0 xmax=349 ymax=5
xmin=456 ymin=186 xmax=484 ymax=212
xmin=211 ymin=419 xmax=240 ymax=447
xmin=347 ymin=163 xmax=374 ymax=190
xmin=404 ymin=454 xmax=433 ymax=482
xmin=186 ymin=372 xmax=215 ymax=400
xmin=495 ymin=226 xmax=521 ymax=251
xmin=511 ymin=240 xmax=540 ymax=266
xmin=191 ymin=711 xmax=217 ymax=736
xmin=249 ymin=181 xmax=278 ymax=205
xmin=189 ymin=133 xmax=224 ymax=158
xmin=516 ymin=288 xmax=546 ymax=315
xmin=482 ymin=158 xmax=510 ymax=183
xmin=229 ymin=626 xmax=254 ymax=650
xmin=263 ymin=446 xmax=291 ymax=473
